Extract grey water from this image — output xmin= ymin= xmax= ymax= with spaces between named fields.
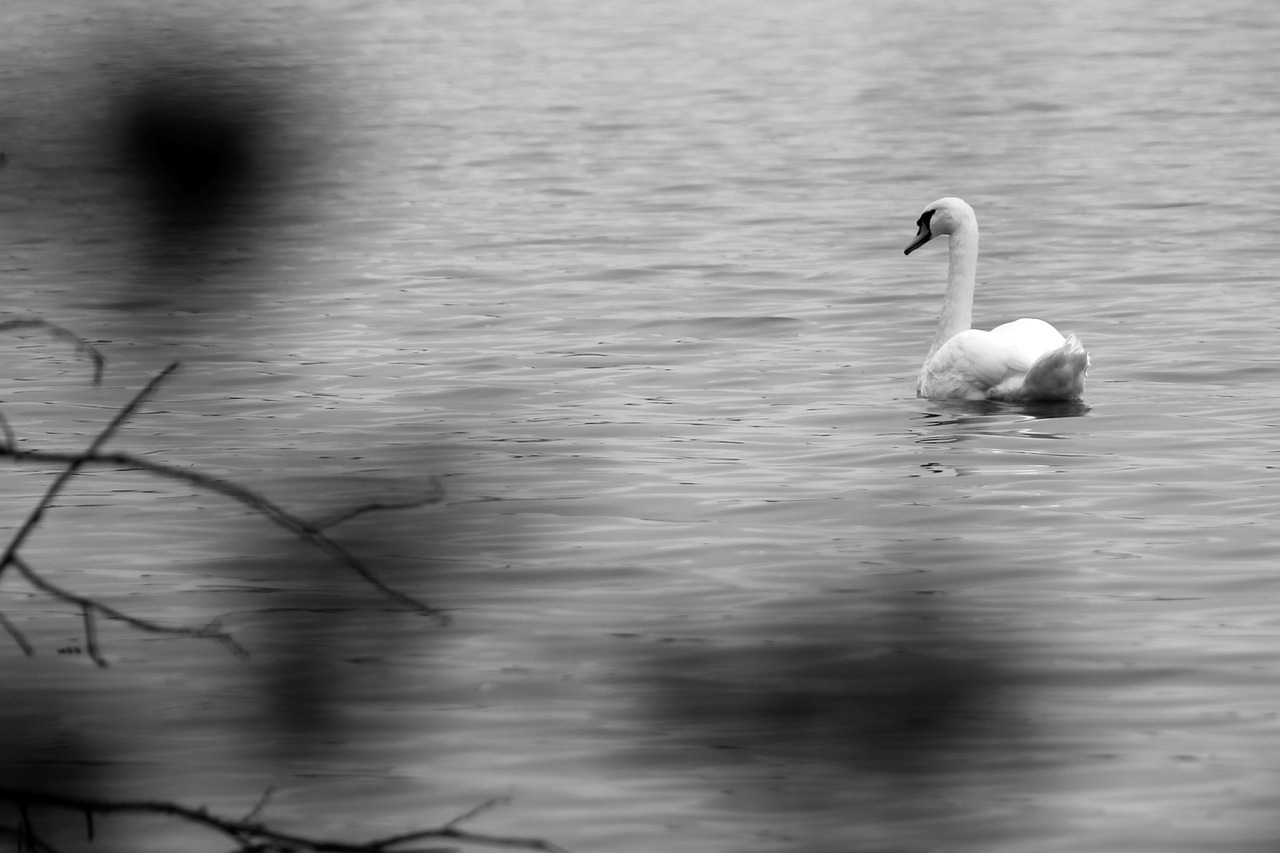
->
xmin=3 ymin=0 xmax=1280 ymax=850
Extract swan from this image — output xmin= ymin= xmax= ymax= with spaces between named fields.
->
xmin=905 ymin=197 xmax=1089 ymax=401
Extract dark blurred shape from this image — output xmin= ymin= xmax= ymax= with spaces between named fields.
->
xmin=121 ymin=77 xmax=262 ymax=239
xmin=4 ymin=12 xmax=338 ymax=332
xmin=750 ymin=640 xmax=1009 ymax=776
xmin=652 ymin=613 xmax=1020 ymax=774
xmin=0 ymin=698 xmax=109 ymax=847
xmin=110 ymin=47 xmax=290 ymax=277
xmin=0 ymin=729 xmax=106 ymax=799
xmin=48 ymin=18 xmax=328 ymax=328
xmin=630 ymin=591 xmax=1034 ymax=829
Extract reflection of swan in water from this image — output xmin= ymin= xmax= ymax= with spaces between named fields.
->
xmin=905 ymin=197 xmax=1089 ymax=402
xmin=908 ymin=404 xmax=1090 ymax=479
xmin=914 ymin=406 xmax=1083 ymax=439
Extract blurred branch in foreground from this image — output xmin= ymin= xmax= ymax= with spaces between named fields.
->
xmin=0 ymin=320 xmax=104 ymax=388
xmin=0 ymin=332 xmax=448 ymax=665
xmin=0 ymin=788 xmax=570 ymax=853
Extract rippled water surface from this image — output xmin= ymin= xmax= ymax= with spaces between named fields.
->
xmin=4 ymin=1 xmax=1280 ymax=850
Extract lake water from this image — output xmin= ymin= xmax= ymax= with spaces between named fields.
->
xmin=3 ymin=0 xmax=1280 ymax=850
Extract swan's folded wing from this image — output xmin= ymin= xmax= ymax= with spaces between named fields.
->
xmin=924 ymin=329 xmax=1020 ymax=393
xmin=987 ymin=318 xmax=1067 ymax=373
xmin=1019 ymin=332 xmax=1089 ymax=400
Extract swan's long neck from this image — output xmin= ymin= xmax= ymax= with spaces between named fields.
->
xmin=926 ymin=219 xmax=979 ymax=360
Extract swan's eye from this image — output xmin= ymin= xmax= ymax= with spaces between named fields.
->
xmin=916 ymin=209 xmax=934 ymax=230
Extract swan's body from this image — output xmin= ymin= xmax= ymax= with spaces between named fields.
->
xmin=905 ymin=197 xmax=1088 ymax=401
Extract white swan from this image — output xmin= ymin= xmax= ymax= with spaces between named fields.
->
xmin=905 ymin=197 xmax=1089 ymax=401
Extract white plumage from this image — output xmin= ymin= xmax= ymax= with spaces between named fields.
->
xmin=905 ymin=197 xmax=1089 ymax=402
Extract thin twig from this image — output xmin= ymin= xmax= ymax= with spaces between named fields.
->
xmin=0 ymin=319 xmax=106 ymax=385
xmin=311 ymin=486 xmax=446 ymax=531
xmin=369 ymin=824 xmax=571 ymax=853
xmin=444 ymin=797 xmax=513 ymax=830
xmin=8 ymin=554 xmax=248 ymax=664
xmin=81 ymin=603 xmax=107 ymax=668
xmin=241 ymin=787 xmax=275 ymax=824
xmin=0 ymin=607 xmax=34 ymax=656
xmin=0 ymin=788 xmax=570 ymax=853
xmin=1 ymin=445 xmax=448 ymax=624
xmin=0 ymin=409 xmax=15 ymax=451
xmin=0 ymin=363 xmax=178 ymax=584
xmin=0 ymin=362 xmax=447 ymax=661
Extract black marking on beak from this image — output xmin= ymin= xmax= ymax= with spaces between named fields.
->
xmin=904 ymin=208 xmax=934 ymax=255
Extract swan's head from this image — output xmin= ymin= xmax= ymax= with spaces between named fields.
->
xmin=904 ymin=197 xmax=975 ymax=255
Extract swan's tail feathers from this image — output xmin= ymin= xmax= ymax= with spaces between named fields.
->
xmin=1022 ymin=333 xmax=1089 ymax=401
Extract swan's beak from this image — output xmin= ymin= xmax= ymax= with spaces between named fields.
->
xmin=904 ymin=223 xmax=932 ymax=255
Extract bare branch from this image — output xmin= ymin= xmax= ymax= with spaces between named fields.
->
xmin=0 ymin=363 xmax=251 ymax=663
xmin=385 ymin=826 xmax=572 ymax=853
xmin=0 ymin=362 xmax=179 ymax=583
xmin=0 ymin=409 xmax=15 ymax=451
xmin=0 ymin=788 xmax=570 ymax=853
xmin=0 ymin=608 xmax=34 ymax=656
xmin=81 ymin=603 xmax=107 ymax=668
xmin=8 ymin=554 xmax=249 ymax=665
xmin=241 ymin=787 xmax=276 ymax=824
xmin=0 ymin=319 xmax=106 ymax=385
xmin=444 ymin=797 xmax=512 ymax=830
xmin=0 ymin=361 xmax=446 ymax=662
xmin=311 ymin=486 xmax=446 ymax=531
xmin=1 ymin=445 xmax=449 ymax=624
